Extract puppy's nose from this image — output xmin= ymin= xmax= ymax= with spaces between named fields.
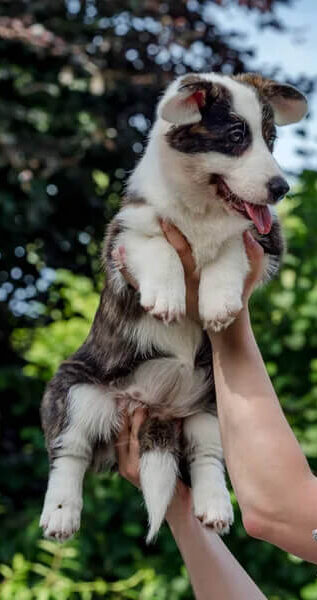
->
xmin=267 ymin=177 xmax=290 ymax=203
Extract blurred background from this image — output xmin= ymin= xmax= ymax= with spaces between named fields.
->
xmin=0 ymin=1 xmax=316 ymax=598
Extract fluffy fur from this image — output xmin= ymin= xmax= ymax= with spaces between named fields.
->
xmin=40 ymin=71 xmax=307 ymax=542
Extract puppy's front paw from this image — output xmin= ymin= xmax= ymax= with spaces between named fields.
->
xmin=140 ymin=283 xmax=186 ymax=324
xmin=40 ymin=500 xmax=82 ymax=542
xmin=193 ymin=483 xmax=234 ymax=535
xmin=199 ymin=293 xmax=242 ymax=332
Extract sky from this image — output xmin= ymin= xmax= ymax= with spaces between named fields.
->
xmin=211 ymin=0 xmax=317 ymax=173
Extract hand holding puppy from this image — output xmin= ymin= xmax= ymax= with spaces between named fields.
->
xmin=113 ymin=222 xmax=265 ymax=325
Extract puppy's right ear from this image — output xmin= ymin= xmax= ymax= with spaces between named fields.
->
xmin=158 ymin=77 xmax=209 ymax=126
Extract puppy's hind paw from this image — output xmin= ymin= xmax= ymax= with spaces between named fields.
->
xmin=193 ymin=485 xmax=234 ymax=535
xmin=40 ymin=502 xmax=81 ymax=542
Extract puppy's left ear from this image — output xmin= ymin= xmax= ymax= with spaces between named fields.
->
xmin=266 ymin=83 xmax=308 ymax=126
xmin=158 ymin=77 xmax=208 ymax=126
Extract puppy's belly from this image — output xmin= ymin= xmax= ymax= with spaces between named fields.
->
xmin=118 ymin=356 xmax=210 ymax=420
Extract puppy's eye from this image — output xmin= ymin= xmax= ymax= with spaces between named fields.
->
xmin=228 ymin=129 xmax=245 ymax=144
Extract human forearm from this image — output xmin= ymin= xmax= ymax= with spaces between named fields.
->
xmin=210 ymin=309 xmax=317 ymax=560
xmin=166 ymin=483 xmax=267 ymax=600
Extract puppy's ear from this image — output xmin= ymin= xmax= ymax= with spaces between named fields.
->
xmin=265 ymin=82 xmax=308 ymax=126
xmin=236 ymin=74 xmax=308 ymax=126
xmin=158 ymin=77 xmax=209 ymax=125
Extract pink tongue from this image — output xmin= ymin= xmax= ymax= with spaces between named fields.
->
xmin=244 ymin=202 xmax=272 ymax=235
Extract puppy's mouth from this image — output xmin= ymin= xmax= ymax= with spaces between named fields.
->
xmin=210 ymin=174 xmax=272 ymax=235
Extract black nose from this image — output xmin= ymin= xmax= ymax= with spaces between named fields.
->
xmin=267 ymin=177 xmax=290 ymax=203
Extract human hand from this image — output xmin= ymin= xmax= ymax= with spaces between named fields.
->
xmin=160 ymin=220 xmax=200 ymax=321
xmin=112 ymin=222 xmax=265 ymax=322
xmin=115 ymin=406 xmax=192 ymax=526
xmin=161 ymin=224 xmax=265 ymax=315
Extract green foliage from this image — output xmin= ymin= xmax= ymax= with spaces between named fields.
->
xmin=12 ymin=270 xmax=100 ymax=380
xmin=1 ymin=540 xmax=190 ymax=600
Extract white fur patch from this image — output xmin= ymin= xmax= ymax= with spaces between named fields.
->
xmin=140 ymin=450 xmax=178 ymax=543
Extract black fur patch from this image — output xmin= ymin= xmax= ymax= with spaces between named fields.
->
xmin=166 ymin=83 xmax=252 ymax=156
xmin=139 ymin=418 xmax=180 ymax=455
xmin=121 ymin=195 xmax=147 ymax=208
xmin=254 ymin=218 xmax=284 ymax=259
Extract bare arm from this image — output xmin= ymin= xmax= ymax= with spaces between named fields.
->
xmin=165 ymin=483 xmax=267 ymax=600
xmin=160 ymin=225 xmax=317 ymax=563
xmin=116 ymin=409 xmax=267 ymax=600
xmin=211 ymin=301 xmax=317 ymax=562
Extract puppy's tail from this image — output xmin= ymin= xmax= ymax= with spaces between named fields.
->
xmin=139 ymin=419 xmax=180 ymax=544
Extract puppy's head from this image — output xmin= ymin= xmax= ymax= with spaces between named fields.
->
xmin=157 ymin=72 xmax=307 ymax=233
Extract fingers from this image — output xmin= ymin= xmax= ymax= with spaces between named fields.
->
xmin=116 ymin=407 xmax=147 ymax=488
xmin=112 ymin=222 xmax=198 ymax=294
xmin=160 ymin=220 xmax=197 ymax=278
xmin=243 ymin=231 xmax=265 ymax=278
xmin=130 ymin=407 xmax=147 ymax=440
xmin=243 ymin=231 xmax=265 ymax=300
xmin=129 ymin=407 xmax=147 ymax=465
xmin=111 ymin=245 xmax=126 ymax=270
xmin=243 ymin=230 xmax=264 ymax=264
xmin=115 ymin=410 xmax=130 ymax=466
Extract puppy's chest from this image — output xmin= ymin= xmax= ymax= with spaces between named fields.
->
xmin=164 ymin=211 xmax=232 ymax=268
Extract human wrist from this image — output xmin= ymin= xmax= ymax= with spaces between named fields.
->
xmin=165 ymin=481 xmax=193 ymax=532
xmin=208 ymin=305 xmax=253 ymax=349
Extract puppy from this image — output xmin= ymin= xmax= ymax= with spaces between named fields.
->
xmin=40 ymin=72 xmax=307 ymax=543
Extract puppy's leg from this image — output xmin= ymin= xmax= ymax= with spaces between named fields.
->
xmin=40 ymin=384 xmax=119 ymax=541
xmin=183 ymin=412 xmax=233 ymax=534
xmin=199 ymin=235 xmax=248 ymax=331
xmin=117 ymin=229 xmax=186 ymax=323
